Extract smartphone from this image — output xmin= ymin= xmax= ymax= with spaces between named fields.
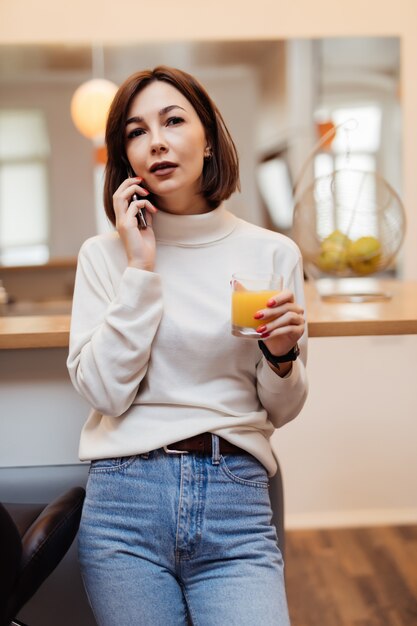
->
xmin=127 ymin=167 xmax=147 ymax=229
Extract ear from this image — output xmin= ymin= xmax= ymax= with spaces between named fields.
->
xmin=204 ymin=146 xmax=213 ymax=159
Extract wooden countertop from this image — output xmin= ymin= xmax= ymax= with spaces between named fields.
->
xmin=305 ymin=278 xmax=417 ymax=338
xmin=0 ymin=315 xmax=70 ymax=349
xmin=1 ymin=279 xmax=417 ymax=349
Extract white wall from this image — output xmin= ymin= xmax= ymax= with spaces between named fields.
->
xmin=272 ymin=334 xmax=417 ymax=528
xmin=197 ymin=67 xmax=261 ymax=225
xmin=0 ymin=349 xmax=88 ymax=467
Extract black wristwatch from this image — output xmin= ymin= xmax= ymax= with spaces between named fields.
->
xmin=258 ymin=341 xmax=300 ymax=369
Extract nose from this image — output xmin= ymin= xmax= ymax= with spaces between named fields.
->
xmin=151 ymin=142 xmax=168 ymax=155
xmin=150 ymin=131 xmax=168 ymax=155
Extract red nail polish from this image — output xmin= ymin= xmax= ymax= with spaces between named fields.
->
xmin=256 ymin=325 xmax=267 ymax=334
xmin=261 ymin=332 xmax=270 ymax=338
xmin=267 ymin=299 xmax=275 ymax=307
xmin=254 ymin=312 xmax=264 ymax=319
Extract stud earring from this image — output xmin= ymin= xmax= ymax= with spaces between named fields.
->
xmin=204 ymin=147 xmax=213 ymax=160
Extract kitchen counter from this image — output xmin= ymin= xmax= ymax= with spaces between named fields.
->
xmin=1 ymin=279 xmax=417 ymax=349
xmin=0 ymin=315 xmax=70 ymax=349
xmin=305 ymin=278 xmax=417 ymax=337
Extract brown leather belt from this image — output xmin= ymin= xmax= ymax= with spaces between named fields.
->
xmin=165 ymin=432 xmax=248 ymax=455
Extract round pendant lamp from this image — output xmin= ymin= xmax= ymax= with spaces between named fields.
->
xmin=70 ymin=78 xmax=118 ymax=141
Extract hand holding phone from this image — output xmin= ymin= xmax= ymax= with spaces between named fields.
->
xmin=127 ymin=167 xmax=148 ymax=230
xmin=131 ymin=191 xmax=148 ymax=229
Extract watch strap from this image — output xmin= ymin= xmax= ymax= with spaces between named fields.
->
xmin=258 ymin=341 xmax=300 ymax=368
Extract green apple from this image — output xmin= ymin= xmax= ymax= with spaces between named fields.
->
xmin=317 ymin=230 xmax=350 ymax=273
xmin=348 ymin=236 xmax=382 ymax=275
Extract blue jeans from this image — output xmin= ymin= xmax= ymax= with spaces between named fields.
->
xmin=78 ymin=439 xmax=290 ymax=626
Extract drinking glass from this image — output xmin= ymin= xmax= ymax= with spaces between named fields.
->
xmin=231 ymin=273 xmax=283 ymax=338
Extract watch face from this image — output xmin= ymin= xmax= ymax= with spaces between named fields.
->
xmin=290 ymin=344 xmax=300 ymax=359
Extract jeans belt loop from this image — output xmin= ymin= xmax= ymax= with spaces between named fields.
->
xmin=211 ymin=434 xmax=221 ymax=465
xmin=163 ymin=445 xmax=189 ymax=455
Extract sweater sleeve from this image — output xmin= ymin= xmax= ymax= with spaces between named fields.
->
xmin=256 ymin=254 xmax=308 ymax=428
xmin=67 ymin=239 xmax=163 ymax=417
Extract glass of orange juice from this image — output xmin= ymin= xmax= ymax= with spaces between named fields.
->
xmin=231 ymin=273 xmax=283 ymax=338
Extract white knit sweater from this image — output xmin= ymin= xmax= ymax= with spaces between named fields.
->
xmin=67 ymin=205 xmax=308 ymax=475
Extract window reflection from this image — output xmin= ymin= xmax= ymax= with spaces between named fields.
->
xmin=0 ymin=109 xmax=50 ymax=265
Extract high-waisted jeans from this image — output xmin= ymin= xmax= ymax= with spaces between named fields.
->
xmin=78 ymin=438 xmax=290 ymax=626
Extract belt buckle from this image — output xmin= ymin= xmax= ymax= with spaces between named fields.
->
xmin=163 ymin=445 xmax=189 ymax=455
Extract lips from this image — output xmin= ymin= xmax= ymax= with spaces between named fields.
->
xmin=150 ymin=161 xmax=178 ymax=173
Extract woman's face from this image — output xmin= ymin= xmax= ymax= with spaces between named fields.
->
xmin=125 ymin=80 xmax=211 ymax=215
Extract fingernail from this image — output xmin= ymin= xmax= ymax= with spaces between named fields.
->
xmin=254 ymin=312 xmax=264 ymax=319
xmin=261 ymin=332 xmax=270 ymax=338
xmin=267 ymin=299 xmax=276 ymax=307
xmin=256 ymin=325 xmax=267 ymax=333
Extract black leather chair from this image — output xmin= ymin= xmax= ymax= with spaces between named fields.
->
xmin=0 ymin=487 xmax=85 ymax=626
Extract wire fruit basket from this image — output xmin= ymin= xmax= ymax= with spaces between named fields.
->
xmin=292 ymin=168 xmax=406 ymax=282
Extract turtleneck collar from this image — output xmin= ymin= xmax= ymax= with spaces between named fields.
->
xmin=152 ymin=205 xmax=238 ymax=247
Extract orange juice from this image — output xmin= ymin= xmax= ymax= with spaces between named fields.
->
xmin=232 ymin=290 xmax=278 ymax=329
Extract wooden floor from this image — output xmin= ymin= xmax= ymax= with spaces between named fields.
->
xmin=284 ymin=525 xmax=417 ymax=626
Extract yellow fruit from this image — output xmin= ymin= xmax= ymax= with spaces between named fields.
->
xmin=347 ymin=236 xmax=382 ymax=275
xmin=322 ymin=230 xmax=350 ymax=247
xmin=316 ymin=230 xmax=350 ymax=273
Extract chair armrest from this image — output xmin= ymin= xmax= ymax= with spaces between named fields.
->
xmin=12 ymin=487 xmax=86 ymax=616
xmin=0 ymin=504 xmax=22 ymax=608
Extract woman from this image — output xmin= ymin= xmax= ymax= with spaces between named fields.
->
xmin=67 ymin=66 xmax=308 ymax=626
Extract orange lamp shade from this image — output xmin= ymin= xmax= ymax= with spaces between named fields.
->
xmin=316 ymin=120 xmax=336 ymax=150
xmin=94 ymin=145 xmax=108 ymax=165
xmin=70 ymin=79 xmax=118 ymax=140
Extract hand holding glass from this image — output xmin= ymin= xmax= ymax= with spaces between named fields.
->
xmin=231 ymin=273 xmax=283 ymax=338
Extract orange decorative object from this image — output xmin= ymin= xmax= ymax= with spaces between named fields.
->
xmin=94 ymin=145 xmax=108 ymax=165
xmin=316 ymin=121 xmax=336 ymax=150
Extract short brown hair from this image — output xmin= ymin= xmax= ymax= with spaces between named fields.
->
xmin=103 ymin=66 xmax=240 ymax=225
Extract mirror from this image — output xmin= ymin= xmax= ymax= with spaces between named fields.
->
xmin=0 ymin=37 xmax=401 ymax=266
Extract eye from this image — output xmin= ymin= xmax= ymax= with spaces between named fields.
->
xmin=127 ymin=127 xmax=145 ymax=140
xmin=166 ymin=116 xmax=184 ymax=126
